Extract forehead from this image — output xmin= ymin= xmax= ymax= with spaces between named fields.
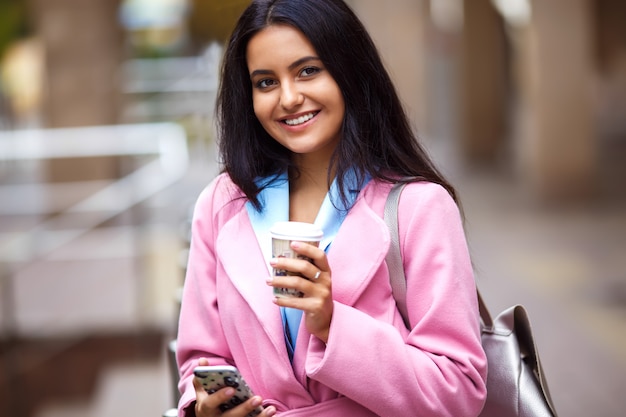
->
xmin=246 ymin=24 xmax=318 ymax=70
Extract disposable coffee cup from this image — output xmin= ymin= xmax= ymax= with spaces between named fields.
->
xmin=270 ymin=221 xmax=323 ymax=298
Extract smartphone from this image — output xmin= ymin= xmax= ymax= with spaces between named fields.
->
xmin=193 ymin=365 xmax=262 ymax=417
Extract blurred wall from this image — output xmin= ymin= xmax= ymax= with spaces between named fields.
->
xmin=460 ymin=0 xmax=508 ymax=164
xmin=346 ymin=0 xmax=429 ymax=134
xmin=593 ymin=0 xmax=626 ymax=199
xmin=519 ymin=0 xmax=595 ymax=201
xmin=187 ymin=0 xmax=250 ymax=48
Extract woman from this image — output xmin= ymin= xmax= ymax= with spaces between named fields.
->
xmin=176 ymin=1 xmax=487 ymax=416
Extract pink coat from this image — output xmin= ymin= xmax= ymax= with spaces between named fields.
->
xmin=176 ymin=173 xmax=487 ymax=416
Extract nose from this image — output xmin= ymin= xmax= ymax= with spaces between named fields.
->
xmin=280 ymin=81 xmax=304 ymax=110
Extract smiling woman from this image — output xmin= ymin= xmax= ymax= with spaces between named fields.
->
xmin=175 ymin=1 xmax=487 ymax=416
xmin=247 ymin=25 xmax=345 ymax=174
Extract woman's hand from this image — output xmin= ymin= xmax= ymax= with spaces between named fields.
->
xmin=268 ymin=241 xmax=334 ymax=343
xmin=192 ymin=358 xmax=276 ymax=417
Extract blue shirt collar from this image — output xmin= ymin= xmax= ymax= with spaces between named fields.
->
xmin=245 ymin=169 xmax=369 ymax=272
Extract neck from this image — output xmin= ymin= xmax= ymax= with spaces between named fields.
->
xmin=288 ymin=158 xmax=335 ymax=223
xmin=290 ymin=150 xmax=335 ymax=186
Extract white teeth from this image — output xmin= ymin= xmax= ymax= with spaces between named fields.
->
xmin=284 ymin=112 xmax=316 ymax=126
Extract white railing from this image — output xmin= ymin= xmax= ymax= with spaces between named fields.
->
xmin=0 ymin=122 xmax=189 ymax=337
xmin=0 ymin=123 xmax=188 ymax=261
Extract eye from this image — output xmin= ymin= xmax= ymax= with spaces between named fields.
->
xmin=255 ymin=78 xmax=277 ymax=89
xmin=300 ymin=66 xmax=321 ymax=77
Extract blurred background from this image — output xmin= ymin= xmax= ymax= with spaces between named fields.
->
xmin=0 ymin=0 xmax=624 ymax=416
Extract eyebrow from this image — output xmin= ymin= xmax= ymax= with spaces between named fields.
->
xmin=249 ymin=56 xmax=321 ymax=78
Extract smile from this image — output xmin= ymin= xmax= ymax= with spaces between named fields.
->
xmin=283 ymin=112 xmax=318 ymax=126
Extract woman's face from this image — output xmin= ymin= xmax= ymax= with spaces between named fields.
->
xmin=246 ymin=24 xmax=345 ymax=162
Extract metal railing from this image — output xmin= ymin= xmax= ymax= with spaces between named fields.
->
xmin=0 ymin=122 xmax=189 ymax=336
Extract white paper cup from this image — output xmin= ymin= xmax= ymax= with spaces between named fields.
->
xmin=270 ymin=221 xmax=323 ymax=298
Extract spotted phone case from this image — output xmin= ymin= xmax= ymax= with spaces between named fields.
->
xmin=193 ymin=365 xmax=262 ymax=417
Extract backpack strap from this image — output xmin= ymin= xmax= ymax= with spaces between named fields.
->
xmin=383 ymin=181 xmax=409 ymax=327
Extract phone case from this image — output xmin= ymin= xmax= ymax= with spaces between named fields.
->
xmin=193 ymin=365 xmax=262 ymax=417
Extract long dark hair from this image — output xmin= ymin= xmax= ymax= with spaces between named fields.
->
xmin=217 ymin=0 xmax=457 ymax=211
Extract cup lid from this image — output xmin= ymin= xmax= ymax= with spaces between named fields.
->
xmin=270 ymin=221 xmax=323 ymax=241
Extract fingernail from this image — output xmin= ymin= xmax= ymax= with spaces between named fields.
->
xmin=251 ymin=396 xmax=262 ymax=406
xmin=266 ymin=406 xmax=277 ymax=416
xmin=269 ymin=258 xmax=277 ymax=266
xmin=224 ymin=387 xmax=235 ymax=396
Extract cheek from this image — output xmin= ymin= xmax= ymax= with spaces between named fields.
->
xmin=252 ymin=94 xmax=276 ymax=125
xmin=336 ymin=96 xmax=346 ymax=118
xmin=327 ymin=87 xmax=345 ymax=120
xmin=324 ymin=83 xmax=345 ymax=111
xmin=251 ymin=94 xmax=263 ymax=118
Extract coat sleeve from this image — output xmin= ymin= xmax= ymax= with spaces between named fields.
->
xmin=305 ymin=182 xmax=487 ymax=417
xmin=175 ymin=175 xmax=236 ymax=417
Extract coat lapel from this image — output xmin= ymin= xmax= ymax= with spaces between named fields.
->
xmin=216 ymin=210 xmax=289 ymax=360
xmin=324 ymin=193 xmax=390 ymax=307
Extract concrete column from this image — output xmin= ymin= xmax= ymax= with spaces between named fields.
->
xmin=517 ymin=0 xmax=596 ymax=201
xmin=346 ymin=0 xmax=429 ymax=133
xmin=28 ymin=0 xmax=125 ymax=181
xmin=460 ymin=0 xmax=508 ymax=164
xmin=30 ymin=0 xmax=124 ymax=128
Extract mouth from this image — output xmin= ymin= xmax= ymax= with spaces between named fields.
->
xmin=282 ymin=111 xmax=319 ymax=126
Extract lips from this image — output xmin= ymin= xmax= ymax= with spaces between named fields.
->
xmin=282 ymin=111 xmax=319 ymax=126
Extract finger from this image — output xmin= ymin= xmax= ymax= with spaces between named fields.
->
xmin=193 ymin=370 xmax=209 ymax=399
xmin=271 ymin=256 xmax=327 ymax=282
xmin=268 ymin=271 xmax=326 ymax=302
xmin=193 ymin=358 xmax=211 ymax=398
xmin=195 ymin=386 xmax=236 ymax=416
xmin=290 ymin=241 xmax=328 ymax=269
xmin=262 ymin=405 xmax=277 ymax=416
xmin=238 ymin=395 xmax=264 ymax=416
xmin=274 ymin=278 xmax=332 ymax=309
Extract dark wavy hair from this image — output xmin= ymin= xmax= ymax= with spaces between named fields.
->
xmin=217 ymin=0 xmax=457 ymax=211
